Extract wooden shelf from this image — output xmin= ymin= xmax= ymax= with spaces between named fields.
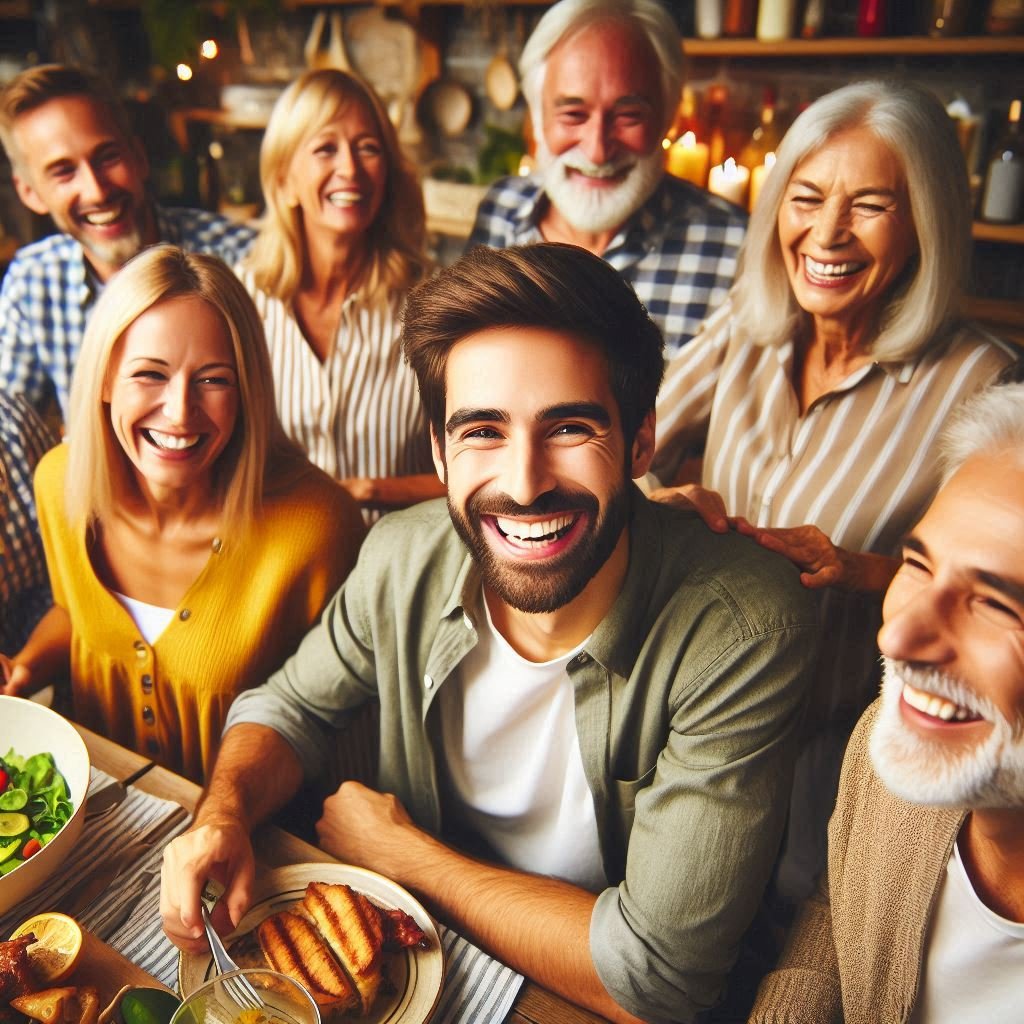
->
xmin=972 ymin=221 xmax=1024 ymax=244
xmin=967 ymin=297 xmax=1024 ymax=345
xmin=684 ymin=35 xmax=1024 ymax=57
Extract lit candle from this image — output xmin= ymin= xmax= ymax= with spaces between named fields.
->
xmin=666 ymin=131 xmax=711 ymax=188
xmin=749 ymin=151 xmax=777 ymax=211
xmin=708 ymin=157 xmax=750 ymax=207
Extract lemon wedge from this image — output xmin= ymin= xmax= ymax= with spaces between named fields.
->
xmin=9 ymin=910 xmax=84 ymax=983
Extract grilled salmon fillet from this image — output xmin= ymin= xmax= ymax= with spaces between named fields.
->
xmin=303 ymin=882 xmax=383 ymax=1014
xmin=256 ymin=910 xmax=359 ymax=1016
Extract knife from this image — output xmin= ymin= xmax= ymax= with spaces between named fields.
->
xmin=61 ymin=840 xmax=153 ymax=918
xmin=84 ymin=781 xmax=127 ymax=822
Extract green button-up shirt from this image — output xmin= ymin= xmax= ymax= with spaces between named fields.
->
xmin=228 ymin=490 xmax=818 ymax=1022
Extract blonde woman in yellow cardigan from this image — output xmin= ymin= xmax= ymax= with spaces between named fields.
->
xmin=0 ymin=246 xmax=365 ymax=782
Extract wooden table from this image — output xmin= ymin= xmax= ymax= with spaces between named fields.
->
xmin=75 ymin=726 xmax=605 ymax=1024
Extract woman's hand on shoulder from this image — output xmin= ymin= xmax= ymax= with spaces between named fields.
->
xmin=648 ymin=484 xmax=748 ymax=535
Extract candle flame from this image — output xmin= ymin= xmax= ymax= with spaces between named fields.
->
xmin=682 ymin=131 xmax=697 ymax=148
xmin=662 ymin=137 xmax=672 ymax=150
xmin=723 ymin=157 xmax=738 ymax=180
xmin=176 ymin=63 xmax=193 ymax=81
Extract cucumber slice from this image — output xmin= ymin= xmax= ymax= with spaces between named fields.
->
xmin=0 ymin=811 xmax=30 ymax=838
xmin=0 ymin=837 xmax=20 ymax=863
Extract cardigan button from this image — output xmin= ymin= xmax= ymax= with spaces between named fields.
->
xmin=179 ymin=608 xmax=191 ymax=621
xmin=424 ymin=674 xmax=434 ymax=689
xmin=141 ymin=674 xmax=153 ymax=693
xmin=142 ymin=706 xmax=155 ymax=725
xmin=211 ymin=537 xmax=223 ymax=553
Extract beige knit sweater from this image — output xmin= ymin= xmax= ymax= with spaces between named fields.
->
xmin=748 ymin=700 xmax=965 ymax=1024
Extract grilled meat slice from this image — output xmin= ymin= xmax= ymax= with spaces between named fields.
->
xmin=0 ymin=934 xmax=36 ymax=1000
xmin=380 ymin=907 xmax=428 ymax=951
xmin=256 ymin=910 xmax=359 ymax=1017
xmin=303 ymin=883 xmax=383 ymax=1014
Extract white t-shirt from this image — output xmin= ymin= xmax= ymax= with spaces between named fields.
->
xmin=909 ymin=837 xmax=1024 ymax=1023
xmin=113 ymin=591 xmax=175 ymax=645
xmin=438 ymin=598 xmax=607 ymax=892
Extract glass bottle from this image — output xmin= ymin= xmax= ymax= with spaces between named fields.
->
xmin=739 ymin=87 xmax=783 ymax=169
xmin=981 ymin=99 xmax=1024 ymax=224
xmin=723 ymin=0 xmax=757 ymax=36
xmin=857 ymin=0 xmax=888 ymax=36
xmin=930 ymin=0 xmax=970 ymax=36
xmin=985 ymin=0 xmax=1024 ymax=34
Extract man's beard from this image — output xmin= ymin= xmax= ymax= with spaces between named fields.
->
xmin=869 ymin=657 xmax=1024 ymax=810
xmin=448 ymin=482 xmax=630 ymax=614
xmin=536 ymin=138 xmax=664 ymax=235
xmin=54 ymin=192 xmax=147 ymax=271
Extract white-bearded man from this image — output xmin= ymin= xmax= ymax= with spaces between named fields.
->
xmin=750 ymin=380 xmax=1024 ymax=1024
xmin=467 ymin=0 xmax=746 ymax=356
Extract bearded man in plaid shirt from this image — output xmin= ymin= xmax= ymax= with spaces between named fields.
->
xmin=468 ymin=0 xmax=747 ymax=356
xmin=0 ymin=64 xmax=254 ymax=423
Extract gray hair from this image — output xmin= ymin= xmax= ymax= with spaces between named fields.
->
xmin=732 ymin=80 xmax=970 ymax=362
xmin=940 ymin=382 xmax=1024 ymax=484
xmin=519 ymin=0 xmax=683 ymax=137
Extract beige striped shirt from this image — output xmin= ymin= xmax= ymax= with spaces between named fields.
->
xmin=654 ymin=300 xmax=1015 ymax=723
xmin=238 ymin=268 xmax=432 ymax=493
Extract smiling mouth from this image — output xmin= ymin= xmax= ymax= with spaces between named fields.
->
xmin=142 ymin=428 xmax=202 ymax=452
xmin=78 ymin=197 xmax=131 ymax=229
xmin=326 ymin=189 xmax=365 ymax=207
xmin=494 ymin=513 xmax=578 ymax=548
xmin=804 ymin=256 xmax=867 ymax=282
xmin=903 ymin=682 xmax=984 ymax=724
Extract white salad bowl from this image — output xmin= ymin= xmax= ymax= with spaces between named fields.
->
xmin=0 ymin=695 xmax=90 ymax=916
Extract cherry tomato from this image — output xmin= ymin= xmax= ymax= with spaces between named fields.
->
xmin=22 ymin=838 xmax=42 ymax=858
xmin=0 ymin=769 xmax=9 ymax=792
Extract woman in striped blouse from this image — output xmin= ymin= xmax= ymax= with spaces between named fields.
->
xmin=237 ymin=69 xmax=440 ymax=519
xmin=650 ymin=81 xmax=1015 ymax=911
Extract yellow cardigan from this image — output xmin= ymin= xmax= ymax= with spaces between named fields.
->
xmin=35 ymin=443 xmax=365 ymax=782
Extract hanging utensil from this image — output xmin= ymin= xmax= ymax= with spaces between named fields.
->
xmin=485 ymin=6 xmax=518 ymax=111
xmin=304 ymin=10 xmax=350 ymax=72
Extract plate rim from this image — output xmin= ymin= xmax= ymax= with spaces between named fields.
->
xmin=177 ymin=862 xmax=444 ymax=1024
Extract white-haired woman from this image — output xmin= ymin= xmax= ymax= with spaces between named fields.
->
xmin=651 ymin=80 xmax=1016 ymax=907
xmin=238 ymin=68 xmax=438 ymax=517
xmin=0 ymin=246 xmax=365 ymax=782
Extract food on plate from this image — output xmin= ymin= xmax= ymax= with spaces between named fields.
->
xmin=117 ymin=988 xmax=181 ymax=1024
xmin=9 ymin=914 xmax=83 ymax=985
xmin=10 ymin=985 xmax=99 ymax=1024
xmin=0 ymin=751 xmax=74 ymax=878
xmin=227 ymin=882 xmax=427 ymax=1020
xmin=0 ymin=935 xmax=36 ymax=1001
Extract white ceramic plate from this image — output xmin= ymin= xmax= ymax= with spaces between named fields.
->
xmin=178 ymin=863 xmax=444 ymax=1023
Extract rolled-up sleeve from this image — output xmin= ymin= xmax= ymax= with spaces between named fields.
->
xmin=590 ymin=588 xmax=817 ymax=1023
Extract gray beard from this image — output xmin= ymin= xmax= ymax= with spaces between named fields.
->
xmin=536 ymin=140 xmax=664 ymax=235
xmin=869 ymin=657 xmax=1024 ymax=809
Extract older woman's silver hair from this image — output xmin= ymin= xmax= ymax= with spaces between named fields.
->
xmin=732 ymin=80 xmax=971 ymax=362
xmin=939 ymin=382 xmax=1024 ymax=484
xmin=519 ymin=0 xmax=683 ymax=136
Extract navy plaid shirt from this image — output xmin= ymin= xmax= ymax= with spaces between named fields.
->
xmin=468 ymin=174 xmax=747 ymax=355
xmin=0 ymin=392 xmax=58 ymax=651
xmin=0 ymin=205 xmax=255 ymax=420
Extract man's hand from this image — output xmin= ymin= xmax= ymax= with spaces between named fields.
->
xmin=735 ymin=522 xmax=849 ymax=589
xmin=649 ymin=483 xmax=749 ymax=534
xmin=160 ymin=815 xmax=256 ymax=955
xmin=316 ymin=781 xmax=419 ymax=881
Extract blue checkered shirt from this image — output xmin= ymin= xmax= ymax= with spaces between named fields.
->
xmin=0 ymin=205 xmax=256 ymax=420
xmin=467 ymin=174 xmax=748 ymax=355
xmin=0 ymin=392 xmax=58 ymax=651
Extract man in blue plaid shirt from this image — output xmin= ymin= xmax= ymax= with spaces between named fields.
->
xmin=468 ymin=0 xmax=747 ymax=356
xmin=0 ymin=65 xmax=255 ymax=422
xmin=0 ymin=392 xmax=57 ymax=653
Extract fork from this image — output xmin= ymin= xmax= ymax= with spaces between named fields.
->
xmin=199 ymin=881 xmax=266 ymax=1011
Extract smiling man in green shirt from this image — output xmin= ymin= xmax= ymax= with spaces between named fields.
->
xmin=161 ymin=244 xmax=817 ymax=1024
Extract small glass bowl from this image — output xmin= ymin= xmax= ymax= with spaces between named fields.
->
xmin=172 ymin=970 xmax=320 ymax=1024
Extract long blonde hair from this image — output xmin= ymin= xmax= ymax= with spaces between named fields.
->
xmin=66 ymin=245 xmax=302 ymax=535
xmin=245 ymin=68 xmax=428 ymax=305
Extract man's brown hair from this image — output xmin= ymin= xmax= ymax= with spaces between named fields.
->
xmin=402 ymin=243 xmax=665 ymax=447
xmin=0 ymin=64 xmax=135 ymax=169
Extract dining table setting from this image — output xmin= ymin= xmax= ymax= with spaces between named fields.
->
xmin=0 ymin=722 xmax=605 ymax=1024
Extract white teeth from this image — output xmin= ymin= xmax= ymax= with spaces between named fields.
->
xmin=327 ymin=191 xmax=363 ymax=206
xmin=902 ymin=682 xmax=975 ymax=723
xmin=83 ymin=207 xmax=121 ymax=226
xmin=495 ymin=514 xmax=574 ymax=542
xmin=805 ymin=257 xmax=865 ymax=278
xmin=147 ymin=430 xmax=200 ymax=451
